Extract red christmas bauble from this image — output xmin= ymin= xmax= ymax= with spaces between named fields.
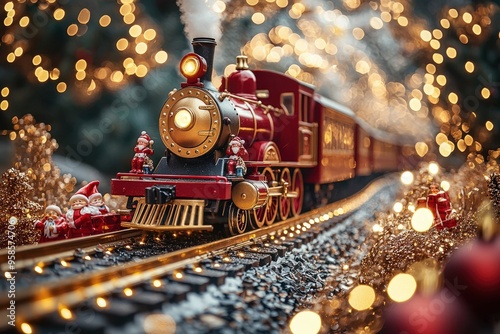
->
xmin=442 ymin=236 xmax=500 ymax=318
xmin=379 ymin=291 xmax=476 ymax=334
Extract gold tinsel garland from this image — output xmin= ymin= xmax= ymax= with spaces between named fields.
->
xmin=0 ymin=114 xmax=82 ymax=247
xmin=0 ymin=168 xmax=43 ymax=248
xmin=296 ymin=152 xmax=500 ymax=333
xmin=10 ymin=114 xmax=78 ymax=210
xmin=488 ymin=173 xmax=500 ymax=224
xmin=1 ymin=114 xmax=129 ymax=247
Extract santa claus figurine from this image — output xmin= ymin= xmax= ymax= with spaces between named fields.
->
xmin=130 ymin=131 xmax=154 ymax=174
xmin=66 ymin=182 xmax=96 ymax=238
xmin=417 ymin=183 xmax=457 ymax=230
xmin=226 ymin=136 xmax=248 ymax=177
xmin=34 ymin=205 xmax=68 ymax=243
xmin=88 ymin=180 xmax=110 ymax=215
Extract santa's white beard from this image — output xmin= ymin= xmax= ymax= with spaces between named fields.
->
xmin=66 ymin=209 xmax=76 ymax=228
xmin=44 ymin=220 xmax=57 ymax=237
xmin=88 ymin=206 xmax=101 ymax=215
xmin=232 ymin=146 xmax=239 ymax=154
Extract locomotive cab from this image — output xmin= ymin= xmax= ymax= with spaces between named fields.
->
xmin=252 ymin=69 xmax=318 ymax=166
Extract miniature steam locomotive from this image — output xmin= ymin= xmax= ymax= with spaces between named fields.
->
xmin=111 ymin=37 xmax=412 ymax=235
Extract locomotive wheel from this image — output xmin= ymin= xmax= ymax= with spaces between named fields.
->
xmin=251 ymin=167 xmax=278 ymax=228
xmin=264 ymin=169 xmax=279 ymax=226
xmin=228 ymin=203 xmax=248 ymax=235
xmin=291 ymin=168 xmax=304 ymax=217
xmin=250 ymin=200 xmax=267 ymax=230
xmin=278 ymin=168 xmax=291 ymax=221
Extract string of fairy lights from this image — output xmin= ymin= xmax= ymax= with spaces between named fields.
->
xmin=1 ymin=0 xmax=168 ymax=103
xmin=220 ymin=0 xmax=498 ymax=161
xmin=395 ymin=2 xmax=496 ymax=157
xmin=1 ymin=0 xmax=497 ymax=160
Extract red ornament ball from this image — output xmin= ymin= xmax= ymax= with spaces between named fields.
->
xmin=442 ymin=236 xmax=500 ymax=318
xmin=380 ymin=291 xmax=476 ymax=334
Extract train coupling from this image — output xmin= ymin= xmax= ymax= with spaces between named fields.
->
xmin=145 ymin=185 xmax=176 ymax=204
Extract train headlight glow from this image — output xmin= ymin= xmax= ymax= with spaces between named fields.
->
xmin=174 ymin=108 xmax=194 ymax=130
xmin=180 ymin=53 xmax=207 ymax=83
xmin=182 ymin=57 xmax=199 ymax=76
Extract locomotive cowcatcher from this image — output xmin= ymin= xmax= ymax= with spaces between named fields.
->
xmin=111 ymin=37 xmax=409 ymax=235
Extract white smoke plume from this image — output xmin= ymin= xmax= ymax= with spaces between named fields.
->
xmin=176 ymin=0 xmax=225 ymax=42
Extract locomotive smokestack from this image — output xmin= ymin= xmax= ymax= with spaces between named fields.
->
xmin=192 ymin=37 xmax=217 ymax=90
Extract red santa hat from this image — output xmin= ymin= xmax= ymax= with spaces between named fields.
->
xmin=45 ymin=204 xmax=62 ymax=215
xmin=229 ymin=136 xmax=245 ymax=146
xmin=69 ymin=181 xmax=96 ymax=203
xmin=87 ymin=180 xmax=102 ymax=201
xmin=138 ymin=131 xmax=153 ymax=144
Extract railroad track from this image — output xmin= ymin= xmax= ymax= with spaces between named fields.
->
xmin=0 ymin=229 xmax=144 ymax=269
xmin=1 ymin=175 xmax=398 ymax=333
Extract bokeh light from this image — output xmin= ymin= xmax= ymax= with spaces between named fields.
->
xmin=393 ymin=202 xmax=403 ymax=213
xmin=428 ymin=162 xmax=439 ymax=175
xmin=289 ymin=310 xmax=322 ymax=334
xmin=348 ymin=285 xmax=376 ymax=311
xmin=400 ymin=171 xmax=414 ymax=185
xmin=440 ymin=180 xmax=450 ymax=191
xmin=59 ymin=307 xmax=73 ymax=320
xmin=387 ymin=273 xmax=417 ymax=302
xmin=411 ymin=208 xmax=434 ymax=232
xmin=20 ymin=323 xmax=32 ymax=334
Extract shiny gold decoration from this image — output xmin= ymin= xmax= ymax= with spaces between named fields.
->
xmin=159 ymin=87 xmax=223 ymax=158
xmin=262 ymin=143 xmax=281 ymax=162
xmin=235 ymin=55 xmax=250 ymax=70
xmin=303 ymin=153 xmax=500 ymax=332
xmin=231 ymin=180 xmax=268 ymax=210
xmin=123 ymin=198 xmax=211 ymax=231
xmin=10 ymin=115 xmax=77 ymax=210
xmin=219 ymin=90 xmax=284 ymax=115
xmin=488 ymin=172 xmax=500 ymax=224
xmin=0 ymin=168 xmax=43 ymax=248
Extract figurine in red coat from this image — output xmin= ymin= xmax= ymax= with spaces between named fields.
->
xmin=417 ymin=183 xmax=457 ymax=230
xmin=88 ymin=180 xmax=110 ymax=214
xmin=226 ymin=136 xmax=248 ymax=177
xmin=66 ymin=183 xmax=95 ymax=238
xmin=34 ymin=205 xmax=68 ymax=243
xmin=130 ymin=131 xmax=154 ymax=174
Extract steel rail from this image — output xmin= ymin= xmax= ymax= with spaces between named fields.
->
xmin=0 ymin=229 xmax=144 ymax=270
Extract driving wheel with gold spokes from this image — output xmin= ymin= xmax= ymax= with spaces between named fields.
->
xmin=290 ymin=168 xmax=304 ymax=217
xmin=228 ymin=203 xmax=248 ymax=235
xmin=251 ymin=167 xmax=278 ymax=228
xmin=278 ymin=168 xmax=291 ymax=221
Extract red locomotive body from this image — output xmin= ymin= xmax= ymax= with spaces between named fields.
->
xmin=110 ymin=37 xmax=415 ymax=235
xmin=251 ymin=69 xmax=317 ymax=166
xmin=224 ymin=59 xmax=274 ymax=156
